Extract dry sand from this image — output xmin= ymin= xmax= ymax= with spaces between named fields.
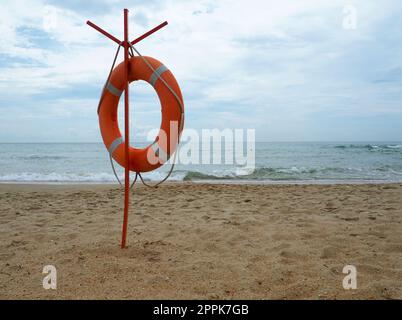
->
xmin=0 ymin=182 xmax=401 ymax=300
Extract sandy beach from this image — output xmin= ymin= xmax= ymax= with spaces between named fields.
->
xmin=0 ymin=182 xmax=401 ymax=299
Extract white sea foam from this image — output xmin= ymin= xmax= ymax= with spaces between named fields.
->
xmin=235 ymin=166 xmax=255 ymax=176
xmin=0 ymin=171 xmax=188 ymax=183
xmin=0 ymin=172 xmax=115 ymax=182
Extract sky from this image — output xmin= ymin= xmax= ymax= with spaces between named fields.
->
xmin=0 ymin=0 xmax=402 ymax=142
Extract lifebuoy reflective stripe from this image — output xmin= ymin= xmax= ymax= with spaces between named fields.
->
xmin=98 ymin=56 xmax=184 ymax=173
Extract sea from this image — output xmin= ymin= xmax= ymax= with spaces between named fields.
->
xmin=0 ymin=142 xmax=401 ymax=184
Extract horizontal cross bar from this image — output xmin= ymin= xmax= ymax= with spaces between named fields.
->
xmin=87 ymin=20 xmax=168 ymax=47
xmin=87 ymin=20 xmax=121 ymax=44
xmin=131 ymin=21 xmax=168 ymax=45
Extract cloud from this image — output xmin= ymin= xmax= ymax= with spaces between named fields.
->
xmin=0 ymin=0 xmax=402 ymax=142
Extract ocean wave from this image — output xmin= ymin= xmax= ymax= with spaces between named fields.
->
xmin=2 ymin=166 xmax=402 ymax=183
xmin=0 ymin=172 xmax=118 ymax=182
xmin=183 ymin=171 xmax=230 ymax=181
xmin=13 ymin=155 xmax=68 ymax=160
xmin=334 ymin=144 xmax=402 ymax=151
xmin=0 ymin=171 xmax=186 ymax=183
xmin=182 ymin=166 xmax=402 ymax=181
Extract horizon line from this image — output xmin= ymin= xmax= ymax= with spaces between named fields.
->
xmin=0 ymin=140 xmax=401 ymax=144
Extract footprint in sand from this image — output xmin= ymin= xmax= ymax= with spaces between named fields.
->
xmin=273 ymin=242 xmax=291 ymax=251
xmin=279 ymin=250 xmax=303 ymax=259
xmin=383 ymin=243 xmax=402 ymax=253
xmin=272 ymin=233 xmax=296 ymax=241
xmin=381 ymin=287 xmax=402 ymax=300
xmin=340 ymin=216 xmax=359 ymax=221
xmin=320 ymin=246 xmax=339 ymax=259
xmin=67 ymin=233 xmax=79 ymax=240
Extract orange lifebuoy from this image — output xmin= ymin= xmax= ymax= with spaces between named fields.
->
xmin=98 ymin=56 xmax=184 ymax=173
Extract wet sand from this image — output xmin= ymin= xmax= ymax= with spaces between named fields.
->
xmin=0 ymin=182 xmax=402 ymax=299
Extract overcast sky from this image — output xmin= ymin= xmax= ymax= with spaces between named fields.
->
xmin=1 ymin=0 xmax=402 ymax=142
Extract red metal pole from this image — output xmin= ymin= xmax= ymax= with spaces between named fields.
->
xmin=86 ymin=20 xmax=121 ymax=45
xmin=121 ymin=8 xmax=130 ymax=249
xmin=131 ymin=21 xmax=168 ymax=45
xmin=87 ymin=12 xmax=169 ymax=249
